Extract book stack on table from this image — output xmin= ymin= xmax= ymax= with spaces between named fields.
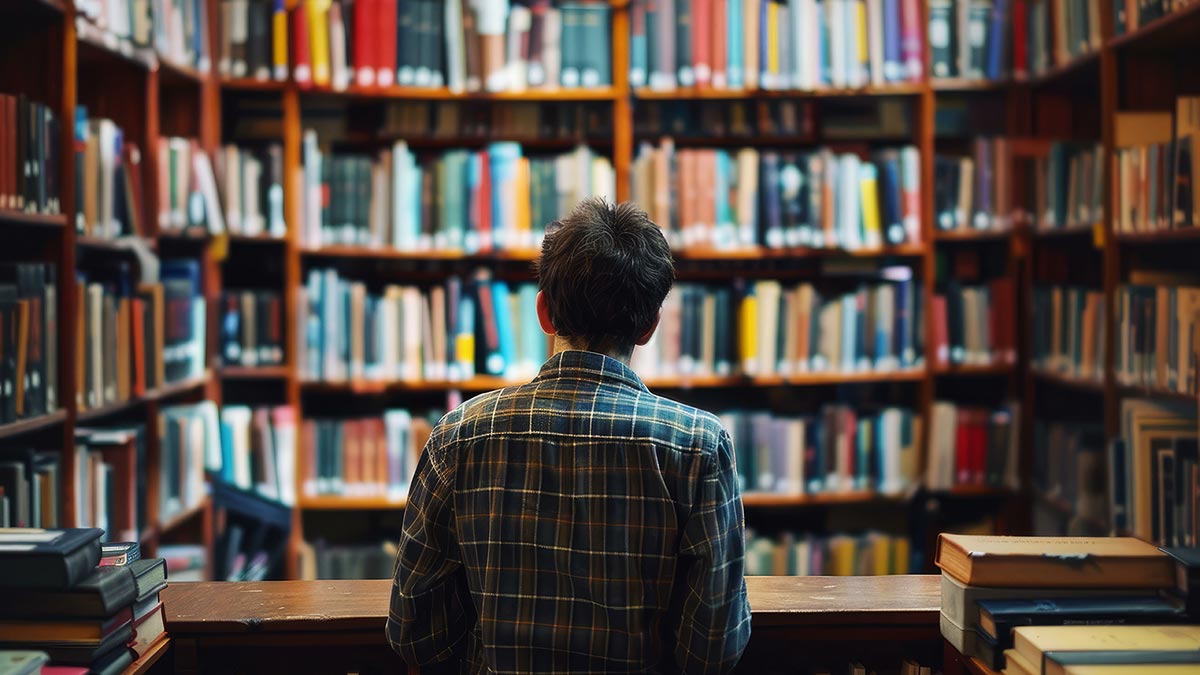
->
xmin=937 ymin=534 xmax=1200 ymax=674
xmin=0 ymin=530 xmax=167 ymax=675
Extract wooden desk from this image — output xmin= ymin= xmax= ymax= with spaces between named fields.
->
xmin=163 ymin=575 xmax=941 ymax=674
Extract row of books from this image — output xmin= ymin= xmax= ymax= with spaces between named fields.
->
xmin=1113 ymin=398 xmax=1198 ymax=546
xmin=159 ymin=401 xmax=219 ymax=524
xmin=1032 ymin=142 xmax=1104 ymax=232
xmin=928 ymin=0 xmax=1013 ymax=81
xmin=74 ymin=426 xmax=147 ymax=542
xmin=75 ymin=111 xmax=146 ymax=239
xmin=1113 ymin=0 xmax=1197 ymax=36
xmin=301 ymin=270 xmax=548 ymax=383
xmin=0 ymin=449 xmax=60 ymax=529
xmin=743 ymin=529 xmax=911 ymax=576
xmin=629 ymin=0 xmax=926 ymax=91
xmin=634 ymin=99 xmax=812 ymax=139
xmin=931 ymin=278 xmax=1017 ymax=368
xmin=216 ymin=144 xmax=287 ymax=239
xmin=298 ymin=539 xmax=396 ymax=580
xmin=1113 ymin=100 xmax=1200 ymax=235
xmin=926 ymin=401 xmax=1020 ymax=491
xmin=1115 ymin=284 xmax=1200 ymax=396
xmin=0 ymin=93 xmax=60 ymax=216
xmin=220 ymin=290 xmax=285 ymax=369
xmin=631 ymin=142 xmax=923 ymax=252
xmin=0 ymin=263 xmax=57 ymax=424
xmin=937 ymin=534 xmax=1197 ymax=672
xmin=303 ymin=410 xmax=437 ymax=499
xmin=301 ymin=135 xmax=614 ymax=251
xmin=381 ymin=100 xmax=612 ymax=142
xmin=1031 ymin=420 xmax=1107 ymax=530
xmin=279 ymin=0 xmax=612 ymax=93
xmin=0 ymin=531 xmax=169 ymax=674
xmin=217 ymin=0 xmax=288 ymax=81
xmin=1031 ymin=284 xmax=1106 ymax=383
xmin=219 ymin=406 xmax=297 ymax=506
xmin=722 ymin=405 xmax=921 ymax=496
xmin=157 ymin=137 xmax=225 ymax=237
xmin=77 ymin=0 xmax=212 ymax=71
xmin=934 ymin=138 xmax=1014 ymax=234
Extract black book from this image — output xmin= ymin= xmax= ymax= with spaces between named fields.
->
xmin=100 ymin=541 xmax=141 ymax=566
xmin=946 ymin=281 xmax=965 ymax=364
xmin=1162 ymin=546 xmax=1200 ymax=617
xmin=31 ymin=624 xmax=133 ymax=667
xmin=674 ymin=0 xmax=691 ymax=86
xmin=0 ymin=448 xmax=40 ymax=527
xmin=0 ymin=283 xmax=14 ymax=422
xmin=127 ymin=558 xmax=168 ymax=601
xmin=0 ymin=565 xmax=136 ymax=619
xmin=396 ymin=0 xmax=416 ymax=85
xmin=89 ymin=643 xmax=135 ymax=675
xmin=0 ymin=528 xmax=104 ymax=590
xmin=248 ymin=0 xmax=271 ymax=80
xmin=977 ymin=596 xmax=1185 ymax=646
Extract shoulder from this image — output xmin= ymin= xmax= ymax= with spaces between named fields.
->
xmin=632 ymin=391 xmax=730 ymax=457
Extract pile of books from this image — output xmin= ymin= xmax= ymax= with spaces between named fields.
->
xmin=938 ymin=534 xmax=1200 ymax=673
xmin=0 ymin=530 xmax=167 ymax=674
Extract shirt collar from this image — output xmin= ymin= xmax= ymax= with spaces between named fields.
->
xmin=534 ymin=350 xmax=650 ymax=393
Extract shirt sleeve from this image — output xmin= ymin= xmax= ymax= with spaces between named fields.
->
xmin=667 ymin=428 xmax=752 ymax=675
xmin=386 ymin=434 xmax=475 ymax=668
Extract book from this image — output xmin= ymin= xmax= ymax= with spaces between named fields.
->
xmin=0 ymin=606 xmax=132 ymax=643
xmin=1114 ymin=398 xmax=1199 ymax=545
xmin=219 ymin=0 xmax=290 ymax=82
xmin=1161 ymin=547 xmax=1200 ymax=617
xmin=978 ymin=596 xmax=1185 ymax=646
xmin=0 ymin=528 xmax=103 ymax=590
xmin=1114 ymin=284 xmax=1200 ymax=396
xmin=935 ymin=534 xmax=1176 ymax=588
xmin=74 ymin=426 xmax=147 ymax=539
xmin=1013 ymin=625 xmax=1200 ymax=675
xmin=126 ymin=558 xmax=168 ymax=601
xmin=218 ymin=405 xmax=296 ymax=505
xmin=220 ymin=290 xmax=284 ymax=368
xmin=0 ymin=94 xmax=60 ymax=216
xmin=159 ymin=401 xmax=221 ymax=522
xmin=925 ymin=401 xmax=1020 ymax=491
xmin=0 ymin=652 xmax=48 ymax=675
xmin=0 ymin=565 xmax=136 ymax=619
xmin=160 ymin=259 xmax=207 ymax=383
xmin=0 ymin=262 xmax=56 ymax=423
xmin=98 ymin=542 xmax=140 ymax=567
xmin=1050 ymin=652 xmax=1200 ymax=675
xmin=157 ymin=138 xmax=226 ymax=235
xmin=1033 ymin=285 xmax=1107 ymax=382
xmin=932 ymin=276 xmax=1017 ymax=367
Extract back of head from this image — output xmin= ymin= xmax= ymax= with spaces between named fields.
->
xmin=536 ymin=198 xmax=674 ymax=356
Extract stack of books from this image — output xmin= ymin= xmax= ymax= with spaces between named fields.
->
xmin=216 ymin=144 xmax=287 ymax=239
xmin=722 ymin=405 xmax=921 ymax=497
xmin=0 ymin=93 xmax=61 ymax=216
xmin=291 ymin=0 xmax=612 ymax=93
xmin=629 ymin=0 xmax=926 ymax=91
xmin=926 ymin=402 xmax=1020 ymax=491
xmin=0 ymin=262 xmax=58 ymax=423
xmin=631 ymin=142 xmax=922 ymax=251
xmin=0 ymin=530 xmax=168 ymax=675
xmin=220 ymin=290 xmax=285 ymax=369
xmin=938 ymin=534 xmax=1200 ymax=673
xmin=73 ymin=108 xmax=146 ymax=239
xmin=744 ymin=529 xmax=911 ymax=576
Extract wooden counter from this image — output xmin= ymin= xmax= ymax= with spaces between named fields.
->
xmin=163 ymin=575 xmax=942 ymax=674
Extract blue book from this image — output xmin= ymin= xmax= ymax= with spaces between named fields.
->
xmin=840 ymin=294 xmax=857 ymax=372
xmin=759 ymin=0 xmax=770 ymax=85
xmin=466 ymin=153 xmax=483 ymax=253
xmin=491 ymin=280 xmax=516 ymax=378
xmin=856 ymin=416 xmax=871 ymax=491
xmin=805 ymin=417 xmax=823 ymax=493
xmin=883 ymin=0 xmax=903 ymax=81
xmin=985 ymin=0 xmax=1009 ymax=80
xmin=488 ymin=143 xmax=523 ymax=250
xmin=877 ymin=152 xmax=904 ymax=244
xmin=219 ymin=421 xmax=236 ymax=485
xmin=759 ymin=152 xmax=783 ymax=248
xmin=894 ymin=276 xmax=914 ymax=367
xmin=630 ymin=0 xmax=647 ymax=87
xmin=518 ymin=284 xmax=543 ymax=375
xmin=817 ymin=0 xmax=829 ymax=86
xmin=727 ymin=0 xmax=743 ymax=88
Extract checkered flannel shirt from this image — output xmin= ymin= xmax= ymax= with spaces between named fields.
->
xmin=386 ymin=349 xmax=751 ymax=674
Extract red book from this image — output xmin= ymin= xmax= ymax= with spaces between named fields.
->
xmin=692 ymin=0 xmax=711 ymax=87
xmin=292 ymin=1 xmax=313 ymax=88
xmin=377 ymin=0 xmax=397 ymax=86
xmin=899 ymin=0 xmax=923 ymax=81
xmin=931 ymin=294 xmax=949 ymax=367
xmin=475 ymin=151 xmax=492 ymax=253
xmin=842 ymin=407 xmax=857 ymax=487
xmin=1011 ymin=0 xmax=1028 ymax=79
xmin=353 ymin=0 xmax=376 ymax=87
xmin=954 ymin=409 xmax=971 ymax=485
xmin=971 ymin=410 xmax=988 ymax=485
xmin=303 ymin=419 xmax=317 ymax=494
xmin=711 ymin=0 xmax=727 ymax=88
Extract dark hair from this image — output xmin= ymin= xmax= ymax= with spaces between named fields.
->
xmin=536 ymin=198 xmax=674 ymax=355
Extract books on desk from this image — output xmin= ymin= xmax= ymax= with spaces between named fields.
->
xmin=0 ymin=529 xmax=167 ymax=673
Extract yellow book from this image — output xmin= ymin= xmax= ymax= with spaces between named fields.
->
xmin=514 ymin=158 xmax=531 ymax=249
xmin=765 ymin=1 xmax=779 ymax=88
xmin=307 ymin=0 xmax=331 ymax=87
xmin=890 ymin=536 xmax=910 ymax=574
xmin=743 ymin=0 xmax=760 ymax=90
xmin=871 ymin=535 xmax=890 ymax=575
xmin=827 ymin=536 xmax=856 ymax=576
xmin=859 ymin=163 xmax=882 ymax=248
xmin=1004 ymin=648 xmax=1038 ymax=675
xmin=1014 ymin=626 xmax=1200 ymax=675
xmin=855 ymin=0 xmax=869 ymax=80
xmin=738 ymin=292 xmax=758 ymax=375
xmin=272 ymin=4 xmax=289 ymax=81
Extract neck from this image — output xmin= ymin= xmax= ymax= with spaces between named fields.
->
xmin=553 ymin=337 xmax=632 ymax=365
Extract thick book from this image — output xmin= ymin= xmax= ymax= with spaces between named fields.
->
xmin=2 ymin=623 xmax=131 ymax=666
xmin=0 ymin=528 xmax=103 ymax=589
xmin=936 ymin=534 xmax=1175 ymax=588
xmin=1046 ymin=650 xmax=1200 ymax=675
xmin=0 ymin=564 xmax=135 ymax=619
xmin=127 ymin=557 xmax=167 ymax=601
xmin=0 ymin=651 xmax=48 ymax=675
xmin=979 ymin=596 xmax=1186 ymax=645
xmin=1014 ymin=625 xmax=1200 ymax=675
xmin=0 ymin=606 xmax=131 ymax=643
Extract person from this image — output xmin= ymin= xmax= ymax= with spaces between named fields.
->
xmin=386 ymin=198 xmax=751 ymax=674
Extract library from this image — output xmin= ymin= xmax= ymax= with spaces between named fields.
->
xmin=0 ymin=0 xmax=1198 ymax=673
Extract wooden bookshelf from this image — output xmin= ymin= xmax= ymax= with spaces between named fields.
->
xmin=1106 ymin=0 xmax=1200 ymax=51
xmin=0 ymin=211 xmax=69 ymax=228
xmin=1115 ymin=228 xmax=1200 ymax=243
xmin=299 ymin=495 xmax=407 ymax=510
xmin=0 ymin=409 xmax=67 ymax=440
xmin=931 ymin=78 xmax=1012 ymax=93
xmin=121 ymin=635 xmax=170 ymax=675
xmin=141 ymin=495 xmax=211 ymax=544
xmin=933 ymin=228 xmax=1017 ymax=243
xmin=633 ymin=83 xmax=927 ymax=100
xmin=219 ymin=366 xmax=292 ymax=380
xmin=306 ymin=85 xmax=621 ymax=102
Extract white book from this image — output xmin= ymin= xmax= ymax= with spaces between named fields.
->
xmin=221 ymin=146 xmax=243 ymax=233
xmin=231 ymin=0 xmax=249 ymax=77
xmin=867 ymin=0 xmax=884 ymax=86
xmin=303 ymin=130 xmax=322 ymax=247
xmin=192 ymin=147 xmax=227 ymax=234
xmin=222 ymin=406 xmax=253 ymax=490
xmin=505 ymin=6 xmax=531 ymax=92
xmin=827 ymin=0 xmax=845 ymax=88
xmin=243 ymin=155 xmax=264 ymax=236
xmin=445 ymin=0 xmax=466 ymax=93
xmin=329 ymin=1 xmax=350 ymax=91
xmin=837 ymin=153 xmax=861 ymax=249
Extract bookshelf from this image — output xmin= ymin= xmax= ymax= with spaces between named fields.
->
xmin=6 ymin=0 xmax=1199 ymax=582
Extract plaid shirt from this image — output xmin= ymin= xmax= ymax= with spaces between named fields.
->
xmin=387 ymin=350 xmax=751 ymax=674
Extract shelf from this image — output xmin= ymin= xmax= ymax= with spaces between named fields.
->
xmin=228 ymin=233 xmax=288 ymax=244
xmin=1116 ymin=384 xmax=1198 ymax=402
xmin=932 ymin=362 xmax=1015 ymax=377
xmin=220 ymin=77 xmax=287 ymax=92
xmin=150 ymin=373 xmax=212 ymax=399
xmin=300 ymin=495 xmax=407 ymax=510
xmin=1032 ymin=369 xmax=1105 ymax=393
xmin=78 ymin=373 xmax=212 ymax=423
xmin=1107 ymin=1 xmax=1200 ymax=52
xmin=76 ymin=234 xmax=152 ymax=252
xmin=121 ymin=635 xmax=170 ymax=675
xmin=1032 ymin=224 xmax=1098 ymax=239
xmin=0 ymin=409 xmax=67 ymax=441
xmin=0 ymin=211 xmax=67 ymax=228
xmin=158 ymin=57 xmax=208 ymax=87
xmin=931 ymin=78 xmax=1011 ymax=92
xmin=633 ymin=83 xmax=926 ymax=100
xmin=300 ymin=243 xmax=927 ymax=263
xmin=741 ymin=491 xmax=906 ymax=507
xmin=934 ymin=228 xmax=1015 ymax=242
xmin=77 ymin=396 xmax=148 ymax=423
xmin=1115 ymin=227 xmax=1200 ymax=243
xmin=300 ymin=245 xmax=472 ymax=261
xmin=674 ymin=244 xmax=927 ymax=260
xmin=304 ymin=85 xmax=619 ymax=102
xmin=1014 ymin=50 xmax=1100 ymax=88
xmin=219 ymin=366 xmax=291 ymax=379
xmin=75 ymin=18 xmax=156 ymax=72
xmin=143 ymin=497 xmax=210 ymax=543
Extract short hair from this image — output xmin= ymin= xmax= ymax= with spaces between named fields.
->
xmin=536 ymin=198 xmax=674 ymax=356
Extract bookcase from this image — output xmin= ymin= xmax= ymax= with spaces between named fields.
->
xmin=2 ymin=0 xmax=1198 ymax=581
